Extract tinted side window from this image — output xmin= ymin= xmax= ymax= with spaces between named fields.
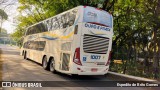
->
xmin=54 ymin=17 xmax=60 ymax=30
xmin=26 ymin=8 xmax=77 ymax=34
xmin=46 ymin=19 xmax=53 ymax=31
xmin=61 ymin=14 xmax=68 ymax=28
xmin=27 ymin=23 xmax=48 ymax=35
xmin=38 ymin=41 xmax=46 ymax=51
xmin=23 ymin=41 xmax=46 ymax=51
xmin=36 ymin=23 xmax=48 ymax=33
xmin=68 ymin=9 xmax=77 ymax=26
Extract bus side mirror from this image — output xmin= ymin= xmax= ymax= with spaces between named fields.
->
xmin=74 ymin=25 xmax=78 ymax=34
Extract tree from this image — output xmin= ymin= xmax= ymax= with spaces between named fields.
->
xmin=0 ymin=9 xmax=8 ymax=33
xmin=144 ymin=0 xmax=160 ymax=79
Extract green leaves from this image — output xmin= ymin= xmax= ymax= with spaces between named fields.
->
xmin=0 ymin=9 xmax=8 ymax=33
xmin=0 ymin=9 xmax=8 ymax=20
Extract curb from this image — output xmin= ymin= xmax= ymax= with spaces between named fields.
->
xmin=108 ymin=71 xmax=160 ymax=84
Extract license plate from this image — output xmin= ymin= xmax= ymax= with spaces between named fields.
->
xmin=91 ymin=68 xmax=97 ymax=72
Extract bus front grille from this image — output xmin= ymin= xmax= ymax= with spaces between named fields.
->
xmin=83 ymin=34 xmax=109 ymax=54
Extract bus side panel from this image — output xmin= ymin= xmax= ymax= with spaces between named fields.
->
xmin=69 ymin=23 xmax=83 ymax=74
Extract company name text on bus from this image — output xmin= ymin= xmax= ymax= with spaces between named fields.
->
xmin=85 ymin=23 xmax=110 ymax=31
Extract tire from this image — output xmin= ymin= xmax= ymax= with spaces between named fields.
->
xmin=42 ymin=56 xmax=48 ymax=70
xmin=49 ymin=58 xmax=57 ymax=73
xmin=24 ymin=52 xmax=27 ymax=60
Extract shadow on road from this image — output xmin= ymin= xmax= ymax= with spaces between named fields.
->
xmin=1 ymin=50 xmax=20 ymax=55
xmin=26 ymin=58 xmax=106 ymax=81
xmin=56 ymin=72 xmax=106 ymax=81
xmin=0 ymin=45 xmax=111 ymax=82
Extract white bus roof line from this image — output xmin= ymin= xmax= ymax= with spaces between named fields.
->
xmin=25 ymin=5 xmax=112 ymax=31
xmin=26 ymin=6 xmax=83 ymax=29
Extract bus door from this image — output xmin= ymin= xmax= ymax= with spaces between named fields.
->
xmin=59 ymin=42 xmax=72 ymax=71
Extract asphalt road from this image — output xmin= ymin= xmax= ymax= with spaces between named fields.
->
xmin=0 ymin=44 xmax=159 ymax=90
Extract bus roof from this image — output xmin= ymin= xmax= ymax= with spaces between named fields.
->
xmin=26 ymin=6 xmax=111 ymax=29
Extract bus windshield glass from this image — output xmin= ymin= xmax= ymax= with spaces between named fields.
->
xmin=83 ymin=6 xmax=112 ymax=28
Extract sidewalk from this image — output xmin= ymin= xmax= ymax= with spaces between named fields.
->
xmin=108 ymin=71 xmax=160 ymax=84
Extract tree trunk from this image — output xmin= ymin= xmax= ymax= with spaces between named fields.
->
xmin=153 ymin=27 xmax=158 ymax=79
xmin=123 ymin=46 xmax=132 ymax=74
xmin=158 ymin=42 xmax=160 ymax=66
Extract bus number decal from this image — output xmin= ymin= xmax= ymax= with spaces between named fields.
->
xmin=91 ymin=55 xmax=101 ymax=59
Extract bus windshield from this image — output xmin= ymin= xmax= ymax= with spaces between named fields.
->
xmin=83 ymin=6 xmax=112 ymax=28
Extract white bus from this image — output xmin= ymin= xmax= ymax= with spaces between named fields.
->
xmin=20 ymin=6 xmax=113 ymax=75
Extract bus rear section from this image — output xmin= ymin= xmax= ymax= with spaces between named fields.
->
xmin=71 ymin=6 xmax=113 ymax=75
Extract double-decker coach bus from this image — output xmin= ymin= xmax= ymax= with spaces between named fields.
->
xmin=20 ymin=6 xmax=113 ymax=75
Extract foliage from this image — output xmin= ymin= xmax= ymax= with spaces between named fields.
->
xmin=0 ymin=9 xmax=8 ymax=33
xmin=0 ymin=28 xmax=8 ymax=37
xmin=110 ymin=0 xmax=160 ymax=79
xmin=0 ymin=9 xmax=8 ymax=20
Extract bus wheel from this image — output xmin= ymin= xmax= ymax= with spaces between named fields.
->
xmin=49 ymin=58 xmax=57 ymax=73
xmin=42 ymin=56 xmax=48 ymax=70
xmin=24 ymin=52 xmax=27 ymax=60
